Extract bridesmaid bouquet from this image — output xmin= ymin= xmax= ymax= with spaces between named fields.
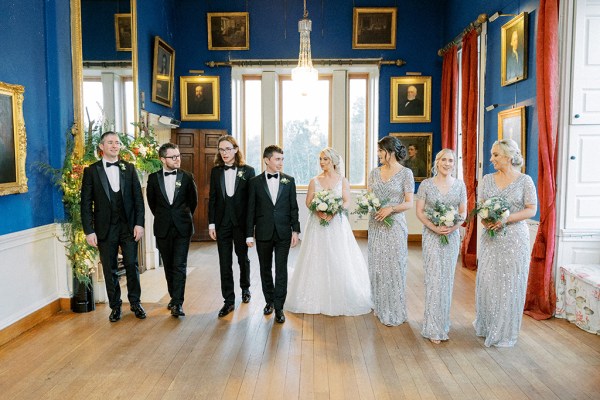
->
xmin=353 ymin=191 xmax=393 ymax=227
xmin=424 ymin=201 xmax=463 ymax=245
xmin=309 ymin=190 xmax=344 ymax=226
xmin=471 ymin=196 xmax=511 ymax=237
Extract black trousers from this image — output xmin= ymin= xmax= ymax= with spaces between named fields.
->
xmin=256 ymin=230 xmax=290 ymax=311
xmin=156 ymin=224 xmax=191 ymax=306
xmin=97 ymin=221 xmax=141 ymax=309
xmin=217 ymin=222 xmax=251 ymax=305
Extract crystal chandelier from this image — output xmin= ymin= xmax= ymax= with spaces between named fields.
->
xmin=292 ymin=0 xmax=318 ymax=92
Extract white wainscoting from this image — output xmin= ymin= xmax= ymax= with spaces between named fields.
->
xmin=0 ymin=224 xmax=69 ymax=330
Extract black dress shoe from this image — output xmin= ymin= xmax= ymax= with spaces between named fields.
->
xmin=109 ymin=307 xmax=121 ymax=322
xmin=167 ymin=302 xmax=174 ymax=310
xmin=275 ymin=309 xmax=285 ymax=323
xmin=242 ymin=290 xmax=251 ymax=303
xmin=171 ymin=304 xmax=185 ymax=317
xmin=218 ymin=303 xmax=234 ymax=318
xmin=263 ymin=303 xmax=274 ymax=315
xmin=130 ymin=303 xmax=147 ymax=319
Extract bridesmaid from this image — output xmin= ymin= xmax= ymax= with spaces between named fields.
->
xmin=368 ymin=136 xmax=414 ymax=326
xmin=474 ymin=139 xmax=537 ymax=347
xmin=415 ymin=149 xmax=466 ymax=344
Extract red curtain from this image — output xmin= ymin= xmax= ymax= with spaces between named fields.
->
xmin=460 ymin=30 xmax=479 ymax=271
xmin=525 ymin=0 xmax=559 ymax=320
xmin=441 ymin=46 xmax=458 ymax=150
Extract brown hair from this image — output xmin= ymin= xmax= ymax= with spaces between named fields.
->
xmin=213 ymin=135 xmax=246 ymax=167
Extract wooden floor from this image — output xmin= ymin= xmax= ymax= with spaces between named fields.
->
xmin=1 ymin=241 xmax=599 ymax=400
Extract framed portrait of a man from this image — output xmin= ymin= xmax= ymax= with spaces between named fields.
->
xmin=391 ymin=76 xmax=432 ymax=123
xmin=207 ymin=12 xmax=249 ymax=50
xmin=498 ymin=106 xmax=526 ymax=172
xmin=152 ymin=37 xmax=175 ymax=107
xmin=180 ymin=76 xmax=220 ymax=121
xmin=501 ymin=12 xmax=528 ymax=86
xmin=0 ymin=81 xmax=28 ymax=196
xmin=390 ymin=132 xmax=432 ymax=182
xmin=114 ymin=13 xmax=132 ymax=51
xmin=352 ymin=7 xmax=397 ymax=49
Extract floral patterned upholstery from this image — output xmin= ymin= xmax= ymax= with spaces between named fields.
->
xmin=556 ymin=264 xmax=600 ymax=335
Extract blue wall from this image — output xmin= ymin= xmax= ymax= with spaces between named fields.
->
xmin=82 ymin=0 xmax=131 ymax=61
xmin=0 ymin=0 xmax=73 ymax=235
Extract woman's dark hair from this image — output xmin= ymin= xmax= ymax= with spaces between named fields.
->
xmin=378 ymin=136 xmax=407 ymax=162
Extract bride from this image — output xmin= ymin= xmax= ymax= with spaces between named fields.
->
xmin=286 ymin=147 xmax=372 ymax=316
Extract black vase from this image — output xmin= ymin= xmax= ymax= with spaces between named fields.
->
xmin=71 ymin=277 xmax=96 ymax=313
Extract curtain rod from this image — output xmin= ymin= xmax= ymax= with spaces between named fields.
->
xmin=438 ymin=14 xmax=488 ymax=56
xmin=205 ymin=58 xmax=406 ymax=68
xmin=82 ymin=61 xmax=132 ymax=68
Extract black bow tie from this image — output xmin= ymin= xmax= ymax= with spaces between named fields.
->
xmin=267 ymin=173 xmax=278 ymax=179
xmin=164 ymin=170 xmax=177 ymax=176
xmin=223 ymin=165 xmax=234 ymax=171
xmin=106 ymin=161 xmax=120 ymax=167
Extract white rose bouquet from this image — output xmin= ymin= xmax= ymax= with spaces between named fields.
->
xmin=471 ymin=196 xmax=511 ymax=237
xmin=424 ymin=201 xmax=464 ymax=244
xmin=308 ymin=190 xmax=344 ymax=226
xmin=353 ymin=191 xmax=393 ymax=227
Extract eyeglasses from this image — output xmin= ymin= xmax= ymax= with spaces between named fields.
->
xmin=218 ymin=147 xmax=235 ymax=153
xmin=163 ymin=155 xmax=180 ymax=160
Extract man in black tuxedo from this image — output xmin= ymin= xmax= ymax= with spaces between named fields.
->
xmin=80 ymin=131 xmax=146 ymax=322
xmin=398 ymin=85 xmax=424 ymax=116
xmin=147 ymin=143 xmax=198 ymax=317
xmin=209 ymin=136 xmax=256 ymax=318
xmin=246 ymin=145 xmax=300 ymax=323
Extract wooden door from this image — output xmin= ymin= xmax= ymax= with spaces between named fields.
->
xmin=172 ymin=129 xmax=226 ymax=241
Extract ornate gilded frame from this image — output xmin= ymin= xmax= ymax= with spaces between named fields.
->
xmin=352 ymin=7 xmax=397 ymax=49
xmin=152 ymin=36 xmax=175 ymax=107
xmin=114 ymin=13 xmax=132 ymax=51
xmin=391 ymin=76 xmax=432 ymax=123
xmin=390 ymin=132 xmax=432 ymax=182
xmin=180 ymin=75 xmax=220 ymax=121
xmin=501 ymin=12 xmax=528 ymax=86
xmin=0 ymin=81 xmax=28 ymax=195
xmin=207 ymin=12 xmax=249 ymax=51
xmin=498 ymin=106 xmax=526 ymax=172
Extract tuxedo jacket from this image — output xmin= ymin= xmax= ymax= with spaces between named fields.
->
xmin=80 ymin=160 xmax=145 ymax=240
xmin=147 ymin=169 xmax=198 ymax=238
xmin=246 ymin=172 xmax=300 ymax=241
xmin=399 ymin=98 xmax=424 ymax=116
xmin=208 ymin=164 xmax=255 ymax=230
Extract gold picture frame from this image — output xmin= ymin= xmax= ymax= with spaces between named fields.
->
xmin=498 ymin=106 xmax=526 ymax=172
xmin=207 ymin=12 xmax=249 ymax=51
xmin=391 ymin=76 xmax=432 ymax=123
xmin=352 ymin=7 xmax=397 ymax=49
xmin=501 ymin=12 xmax=528 ymax=86
xmin=180 ymin=76 xmax=220 ymax=121
xmin=114 ymin=13 xmax=132 ymax=51
xmin=152 ymin=36 xmax=175 ymax=107
xmin=0 ymin=81 xmax=28 ymax=196
xmin=390 ymin=132 xmax=432 ymax=182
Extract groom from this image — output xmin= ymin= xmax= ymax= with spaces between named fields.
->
xmin=246 ymin=145 xmax=300 ymax=323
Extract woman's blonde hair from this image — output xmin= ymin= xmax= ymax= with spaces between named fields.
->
xmin=493 ymin=139 xmax=523 ymax=167
xmin=431 ymin=148 xmax=456 ymax=176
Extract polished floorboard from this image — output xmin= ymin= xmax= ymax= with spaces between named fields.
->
xmin=0 ymin=241 xmax=599 ymax=400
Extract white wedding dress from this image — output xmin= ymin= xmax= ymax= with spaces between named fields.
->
xmin=286 ymin=177 xmax=372 ymax=316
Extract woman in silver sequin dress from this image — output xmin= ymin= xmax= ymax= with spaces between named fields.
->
xmin=368 ymin=136 xmax=414 ymax=326
xmin=474 ymin=139 xmax=537 ymax=347
xmin=415 ymin=149 xmax=467 ymax=344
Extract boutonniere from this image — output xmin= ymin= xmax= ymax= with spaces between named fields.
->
xmin=119 ymin=162 xmax=126 ymax=171
xmin=237 ymin=170 xmax=246 ymax=180
xmin=280 ymin=177 xmax=290 ymax=185
xmin=175 ymin=181 xmax=181 ymax=188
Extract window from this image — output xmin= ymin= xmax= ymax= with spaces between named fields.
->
xmin=243 ymin=76 xmax=262 ymax=170
xmin=83 ymin=78 xmax=104 ymax=126
xmin=348 ymin=74 xmax=368 ymax=187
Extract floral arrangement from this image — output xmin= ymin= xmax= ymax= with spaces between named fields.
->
xmin=470 ymin=196 xmax=511 ymax=237
xmin=308 ymin=190 xmax=344 ymax=226
xmin=353 ymin=191 xmax=393 ymax=227
xmin=424 ymin=201 xmax=464 ymax=244
xmin=117 ymin=123 xmax=162 ymax=174
xmin=280 ymin=177 xmax=290 ymax=185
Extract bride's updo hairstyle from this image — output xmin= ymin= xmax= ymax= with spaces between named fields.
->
xmin=493 ymin=139 xmax=524 ymax=168
xmin=431 ymin=148 xmax=456 ymax=176
xmin=378 ymin=136 xmax=407 ymax=162
xmin=321 ymin=147 xmax=343 ymax=174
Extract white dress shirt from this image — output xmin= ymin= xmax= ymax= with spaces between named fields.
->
xmin=102 ymin=158 xmax=120 ymax=192
xmin=163 ymin=169 xmax=177 ymax=205
xmin=266 ymin=171 xmax=279 ymax=204
xmin=224 ymin=165 xmax=236 ymax=197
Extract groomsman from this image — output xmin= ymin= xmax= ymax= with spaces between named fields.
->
xmin=81 ymin=131 xmax=145 ymax=322
xmin=208 ymin=136 xmax=256 ymax=318
xmin=246 ymin=145 xmax=300 ymax=323
xmin=147 ymin=143 xmax=198 ymax=317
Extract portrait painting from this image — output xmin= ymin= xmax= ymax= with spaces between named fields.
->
xmin=501 ymin=12 xmax=528 ymax=86
xmin=391 ymin=76 xmax=432 ymax=123
xmin=207 ymin=12 xmax=249 ymax=51
xmin=498 ymin=106 xmax=526 ymax=171
xmin=390 ymin=133 xmax=432 ymax=182
xmin=180 ymin=76 xmax=220 ymax=121
xmin=114 ymin=13 xmax=132 ymax=51
xmin=352 ymin=7 xmax=397 ymax=49
xmin=0 ymin=81 xmax=28 ymax=196
xmin=152 ymin=36 xmax=175 ymax=107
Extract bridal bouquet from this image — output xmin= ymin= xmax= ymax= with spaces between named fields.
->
xmin=471 ymin=196 xmax=511 ymax=237
xmin=424 ymin=201 xmax=463 ymax=244
xmin=353 ymin=191 xmax=393 ymax=227
xmin=309 ymin=190 xmax=344 ymax=226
